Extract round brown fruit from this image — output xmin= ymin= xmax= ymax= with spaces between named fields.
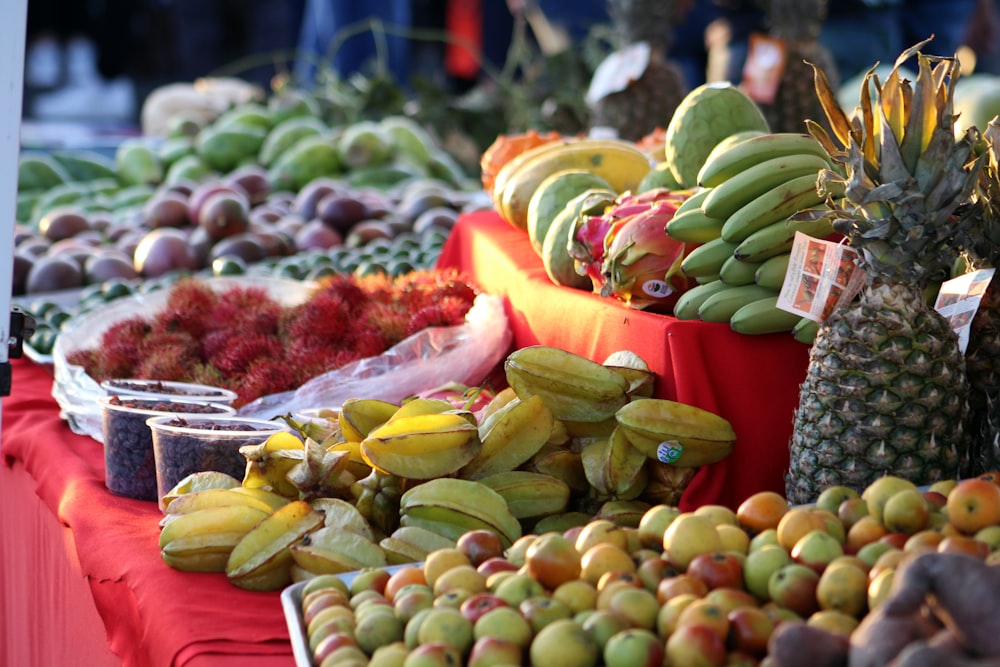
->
xmin=84 ymin=250 xmax=140 ymax=284
xmin=198 ymin=192 xmax=251 ymax=240
xmin=133 ymin=228 xmax=199 ymax=277
xmin=316 ymin=193 xmax=369 ymax=234
xmin=142 ymin=191 xmax=190 ymax=229
xmin=38 ymin=207 xmax=90 ymax=242
xmin=187 ymin=182 xmax=249 ymax=224
xmin=294 ymin=219 xmax=344 ymax=251
xmin=25 ymin=254 xmax=85 ymax=293
xmin=225 ymin=165 xmax=272 ymax=206
xmin=294 ymin=178 xmax=342 ymax=220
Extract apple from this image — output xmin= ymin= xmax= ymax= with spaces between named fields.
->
xmin=368 ymin=642 xmax=409 ymax=667
xmin=605 ymin=585 xmax=661 ymax=631
xmin=748 ymin=528 xmax=780 ymax=552
xmin=402 ymin=641 xmax=464 ymax=667
xmin=473 ymin=605 xmax=533 ymax=648
xmin=776 ymin=507 xmax=827 ymax=552
xmin=855 ymin=540 xmax=896 ymax=568
xmin=308 ymin=612 xmax=357 ymax=653
xmin=656 ymin=573 xmax=709 ymax=604
xmin=505 ymin=535 xmax=538 ymax=567
xmin=665 ymin=623 xmax=728 ymax=667
xmin=393 ymin=586 xmax=435 ymax=624
xmin=727 ymin=605 xmax=775 ymax=657
xmin=525 ymin=532 xmax=582 ymax=590
xmin=529 ymin=618 xmax=599 ymax=667
xmin=868 ymin=568 xmax=896 ymax=610
xmin=676 ymin=599 xmax=730 ymax=638
xmin=815 ymin=485 xmax=860 ymax=515
xmin=975 ymin=524 xmax=1000 ymax=550
xmin=815 ymin=560 xmax=868 ymax=617
xmin=493 ymin=572 xmax=546 ymax=607
xmin=432 ymin=564 xmax=486 ymax=597
xmin=655 ymin=593 xmax=700 ymax=638
xmin=663 ymin=513 xmax=723 ymax=569
xmin=581 ymin=608 xmax=630 ymax=651
xmin=350 ymin=566 xmax=392 ymax=596
xmin=862 ymin=475 xmax=919 ymax=524
xmin=811 ymin=508 xmax=847 ymax=544
xmin=945 ymin=478 xmax=1000 ymax=534
xmin=846 ymin=515 xmax=890 ymax=553
xmin=467 ymin=635 xmax=523 ymax=667
xmin=837 ymin=497 xmax=870 ymax=530
xmin=928 ymin=478 xmax=958 ymax=495
xmin=743 ymin=544 xmax=792 ymax=601
xmin=353 ymin=607 xmax=404 ymax=655
xmin=432 ymin=589 xmax=472 ymax=610
xmin=807 ymin=609 xmax=859 ymax=636
xmin=303 ymin=589 xmax=351 ymax=627
xmin=686 ymin=551 xmax=744 ymax=590
xmin=477 ymin=556 xmax=519 ymax=579
xmin=603 ymin=628 xmax=665 ymax=667
xmin=580 ymin=542 xmax=637 ymax=586
xmin=520 ymin=595 xmax=573 ymax=634
xmin=312 ymin=631 xmax=358 ymax=666
xmin=575 ymin=519 xmax=629 ymax=554
xmin=317 ymin=646 xmax=367 ymax=667
xmin=460 ymin=592 xmax=508 ymax=624
xmin=717 ymin=524 xmax=751 ymax=554
xmin=768 ymin=563 xmax=821 ymax=617
xmin=552 ymin=579 xmax=599 ymax=615
xmin=694 ymin=504 xmax=739 ymax=527
xmin=457 ymin=529 xmax=505 ymax=567
xmin=791 ymin=529 xmax=844 ymax=574
xmin=703 ymin=587 xmax=757 ymax=614
xmin=416 ymin=607 xmax=474 ymax=654
xmin=638 ymin=504 xmax=681 ymax=548
xmin=302 ymin=574 xmax=351 ymax=599
xmin=938 ymin=534 xmax=990 ymax=560
xmin=922 ymin=490 xmax=948 ymax=512
xmin=636 ymin=556 xmax=679 ymax=593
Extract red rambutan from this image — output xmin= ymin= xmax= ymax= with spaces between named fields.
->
xmin=404 ymin=296 xmax=472 ymax=338
xmin=153 ymin=277 xmax=220 ymax=338
xmin=235 ymin=357 xmax=296 ymax=407
xmin=134 ymin=344 xmax=195 ymax=381
xmin=209 ymin=332 xmax=284 ymax=377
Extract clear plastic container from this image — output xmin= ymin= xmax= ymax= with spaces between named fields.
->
xmin=99 ymin=396 xmax=236 ymax=501
xmin=100 ymin=378 xmax=238 ymax=406
xmin=147 ymin=415 xmax=291 ymax=510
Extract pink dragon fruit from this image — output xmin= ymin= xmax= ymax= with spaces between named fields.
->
xmin=598 ymin=189 xmax=691 ymax=311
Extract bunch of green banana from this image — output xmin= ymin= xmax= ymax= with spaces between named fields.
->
xmin=397 ymin=477 xmax=522 ymax=548
xmin=667 ymin=132 xmax=842 ymax=334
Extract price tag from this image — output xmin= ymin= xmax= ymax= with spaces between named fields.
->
xmin=586 ymin=42 xmax=651 ymax=105
xmin=777 ymin=232 xmax=866 ymax=321
xmin=934 ymin=268 xmax=996 ymax=354
xmin=742 ymin=33 xmax=786 ymax=104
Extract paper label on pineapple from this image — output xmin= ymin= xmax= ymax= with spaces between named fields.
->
xmin=777 ymin=232 xmax=866 ymax=321
xmin=586 ymin=42 xmax=651 ymax=105
xmin=934 ymin=268 xmax=995 ymax=355
xmin=656 ymin=441 xmax=684 ymax=464
xmin=742 ymin=33 xmax=786 ymax=104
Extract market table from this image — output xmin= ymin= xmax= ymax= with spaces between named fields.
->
xmin=0 ymin=357 xmax=296 ymax=667
xmin=435 ymin=210 xmax=813 ymax=511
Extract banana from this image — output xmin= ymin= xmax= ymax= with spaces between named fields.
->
xmin=729 ymin=296 xmax=803 ymax=335
xmin=476 ymin=470 xmax=571 ymax=519
xmin=460 ymin=394 xmax=554 ymax=480
xmin=697 ymin=132 xmax=830 ymax=188
xmin=161 ymin=531 xmax=248 ymax=572
xmin=497 ymin=139 xmax=652 ymax=229
xmin=793 ymin=316 xmax=821 ymax=344
xmin=754 ymin=252 xmax=792 ymax=290
xmin=671 ymin=279 xmax=730 ymax=320
xmin=665 ymin=207 xmax=725 ymax=243
xmin=360 ymin=413 xmax=481 ymax=480
xmin=679 ymin=237 xmax=738 ymax=278
xmin=310 ymin=497 xmax=375 ymax=539
xmin=338 ymin=398 xmax=399 ymax=441
xmin=701 ymin=153 xmax=831 ymax=220
xmin=615 ymin=398 xmax=736 ymax=468
xmin=163 ymin=487 xmax=277 ymax=516
xmin=226 ymin=500 xmax=325 ymax=591
xmin=697 ymin=284 xmax=778 ymax=323
xmin=504 ymin=346 xmax=629 ymax=422
xmin=719 ymin=172 xmax=826 ymax=243
xmin=159 ymin=504 xmax=270 ymax=549
xmin=733 ymin=212 xmax=835 ymax=262
xmin=400 ymin=477 xmax=522 ymax=546
xmin=718 ymin=254 xmax=762 ymax=286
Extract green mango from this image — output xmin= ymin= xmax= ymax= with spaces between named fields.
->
xmin=18 ymin=154 xmax=70 ymax=192
xmin=214 ymin=103 xmax=273 ymax=131
xmin=116 ymin=139 xmax=164 ymax=186
xmin=346 ymin=163 xmax=424 ymax=190
xmin=268 ymin=135 xmax=341 ymax=191
xmin=258 ymin=116 xmax=328 ymax=167
xmin=425 ymin=150 xmax=469 ymax=188
xmin=379 ymin=115 xmax=435 ymax=165
xmin=195 ymin=125 xmax=268 ymax=172
xmin=157 ymin=136 xmax=196 ymax=167
xmin=16 ymin=192 xmax=40 ymax=223
xmin=267 ymin=88 xmax=322 ymax=126
xmin=336 ymin=121 xmax=393 ymax=169
xmin=29 ymin=181 xmax=93 ymax=227
xmin=110 ymin=184 xmax=156 ymax=209
xmin=50 ymin=150 xmax=120 ymax=183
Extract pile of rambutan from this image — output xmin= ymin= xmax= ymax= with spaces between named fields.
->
xmin=67 ymin=270 xmax=480 ymax=407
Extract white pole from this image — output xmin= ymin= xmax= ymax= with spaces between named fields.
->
xmin=0 ymin=0 xmax=28 ymax=435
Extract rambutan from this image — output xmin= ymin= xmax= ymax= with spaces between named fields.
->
xmin=235 ymin=358 xmax=295 ymax=407
xmin=209 ymin=332 xmax=284 ymax=377
xmin=208 ymin=285 xmax=283 ymax=333
xmin=153 ymin=277 xmax=219 ymax=338
xmin=405 ymin=296 xmax=472 ymax=338
xmin=65 ymin=348 xmax=101 ymax=378
xmin=134 ymin=344 xmax=195 ymax=381
xmin=357 ymin=300 xmax=410 ymax=347
xmin=280 ymin=289 xmax=354 ymax=348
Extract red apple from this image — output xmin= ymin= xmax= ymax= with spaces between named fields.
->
xmin=460 ymin=592 xmax=508 ymax=624
xmin=636 ymin=556 xmax=679 ymax=593
xmin=727 ymin=606 xmax=775 ymax=657
xmin=686 ymin=551 xmax=744 ymax=590
xmin=467 ymin=636 xmax=523 ymax=667
xmin=767 ymin=563 xmax=820 ymax=618
xmin=477 ymin=557 xmax=519 ymax=578
xmin=458 ymin=529 xmax=506 ymax=567
xmin=311 ymin=631 xmax=358 ymax=665
xmin=603 ymin=628 xmax=665 ymax=667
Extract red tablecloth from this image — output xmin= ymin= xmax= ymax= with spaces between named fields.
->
xmin=0 ymin=358 xmax=295 ymax=667
xmin=436 ymin=211 xmax=812 ymax=511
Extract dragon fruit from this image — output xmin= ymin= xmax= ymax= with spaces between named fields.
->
xmin=598 ymin=189 xmax=691 ymax=311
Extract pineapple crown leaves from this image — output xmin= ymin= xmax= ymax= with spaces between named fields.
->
xmin=803 ymin=39 xmax=987 ymax=285
xmin=962 ymin=117 xmax=1000 ymax=266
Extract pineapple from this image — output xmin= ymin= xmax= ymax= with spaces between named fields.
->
xmin=961 ymin=119 xmax=1000 ymax=474
xmin=784 ymin=42 xmax=985 ymax=504
xmin=756 ymin=0 xmax=840 ymax=134
xmin=588 ymin=0 xmax=689 ymax=141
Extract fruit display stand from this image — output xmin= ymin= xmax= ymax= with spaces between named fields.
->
xmin=0 ymin=357 xmax=296 ymax=666
xmin=435 ymin=210 xmax=812 ymax=510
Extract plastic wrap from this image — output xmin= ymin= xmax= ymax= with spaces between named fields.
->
xmin=51 ymin=276 xmax=511 ymax=442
